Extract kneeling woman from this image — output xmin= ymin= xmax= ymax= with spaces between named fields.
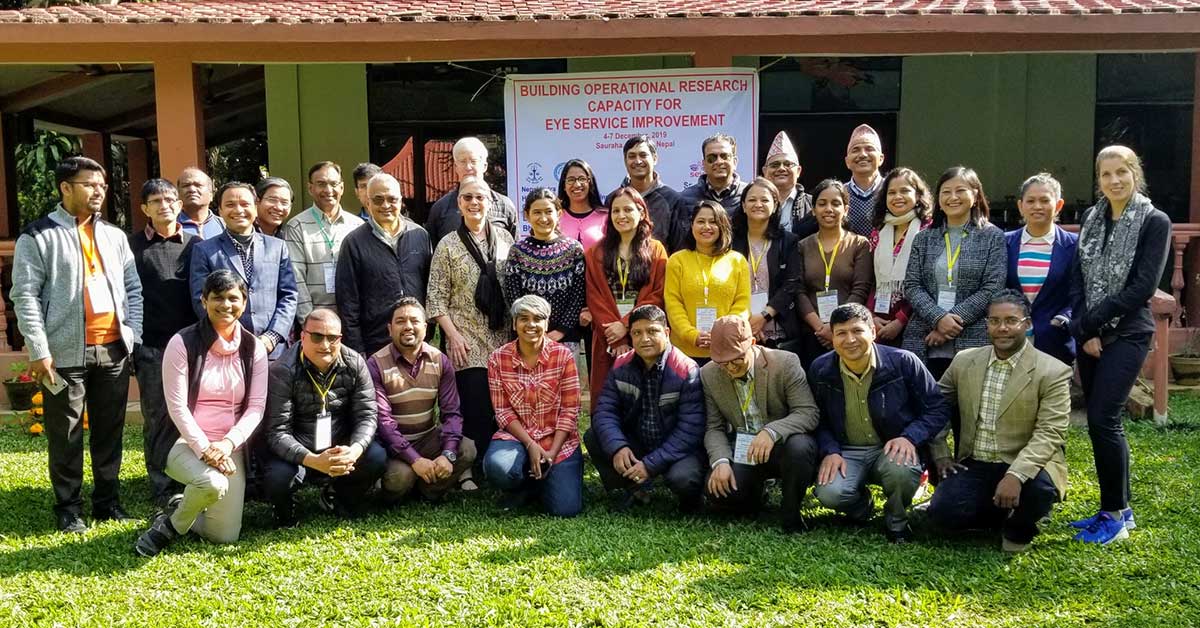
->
xmin=484 ymin=295 xmax=584 ymax=516
xmin=135 ymin=270 xmax=269 ymax=556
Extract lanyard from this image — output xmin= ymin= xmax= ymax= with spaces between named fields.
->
xmin=700 ymin=255 xmax=716 ymax=304
xmin=77 ymin=221 xmax=100 ymax=275
xmin=944 ymin=230 xmax=965 ymax=285
xmin=739 ymin=377 xmax=755 ymax=419
xmin=817 ymin=235 xmax=842 ymax=292
xmin=306 ymin=368 xmax=338 ymax=413
xmin=616 ymin=256 xmax=629 ymax=301
xmin=310 ymin=207 xmax=337 ymax=255
xmin=748 ymin=240 xmax=767 ymax=289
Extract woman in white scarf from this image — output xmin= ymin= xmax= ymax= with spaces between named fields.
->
xmin=1068 ymin=145 xmax=1172 ymax=546
xmin=868 ymin=168 xmax=933 ymax=345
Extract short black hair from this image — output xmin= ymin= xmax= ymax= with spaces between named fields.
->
xmin=622 ymin=135 xmax=657 ymax=157
xmin=352 ymin=163 xmax=383 ymax=185
xmin=628 ymin=305 xmax=668 ymax=328
xmin=140 ymin=178 xmax=177 ymax=204
xmin=255 ymin=176 xmax=292 ymax=200
xmin=202 ymin=269 xmax=249 ymax=301
xmin=307 ymin=161 xmax=342 ymax=181
xmin=389 ymin=296 xmax=426 ymax=321
xmin=829 ymin=303 xmax=872 ymax=329
xmin=988 ymin=289 xmax=1031 ymax=318
xmin=55 ymin=156 xmax=106 ymax=197
xmin=216 ymin=181 xmax=257 ymax=205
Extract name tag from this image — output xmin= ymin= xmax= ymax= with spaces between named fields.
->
xmin=616 ymin=298 xmax=636 ymax=317
xmin=86 ymin=274 xmax=115 ymax=314
xmin=696 ymin=307 xmax=717 ymax=332
xmin=874 ymin=288 xmax=892 ymax=314
xmin=816 ymin=290 xmax=838 ymax=323
xmin=323 ymin=262 xmax=337 ymax=293
xmin=750 ymin=291 xmax=769 ymax=315
xmin=733 ymin=432 xmax=755 ymax=466
xmin=314 ymin=411 xmax=332 ymax=451
xmin=938 ymin=289 xmax=957 ymax=312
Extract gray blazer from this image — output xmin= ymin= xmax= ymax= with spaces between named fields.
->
xmin=901 ymin=222 xmax=1006 ymax=362
xmin=12 ymin=206 xmax=143 ymax=368
xmin=700 ymin=345 xmax=819 ymax=467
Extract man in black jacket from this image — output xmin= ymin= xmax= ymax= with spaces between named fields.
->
xmin=335 ymin=173 xmax=432 ymax=356
xmin=261 ymin=309 xmax=386 ymax=526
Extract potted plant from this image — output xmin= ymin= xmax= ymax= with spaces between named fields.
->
xmin=3 ymin=362 xmax=41 ymax=411
xmin=1169 ymin=330 xmax=1200 ymax=385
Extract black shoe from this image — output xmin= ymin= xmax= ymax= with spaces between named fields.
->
xmin=497 ymin=490 xmax=532 ymax=512
xmin=93 ymin=504 xmax=136 ymax=523
xmin=56 ymin=512 xmax=87 ymax=534
xmin=318 ymin=485 xmax=360 ymax=518
xmin=134 ymin=513 xmax=180 ymax=557
xmin=886 ymin=525 xmax=914 ymax=544
xmin=610 ymin=488 xmax=651 ymax=513
xmin=273 ymin=500 xmax=299 ymax=529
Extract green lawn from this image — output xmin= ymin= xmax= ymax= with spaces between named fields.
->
xmin=1 ymin=400 xmax=1199 ymax=627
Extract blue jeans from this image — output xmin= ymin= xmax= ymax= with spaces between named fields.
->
xmin=813 ymin=444 xmax=922 ymax=532
xmin=483 ymin=440 xmax=584 ymax=517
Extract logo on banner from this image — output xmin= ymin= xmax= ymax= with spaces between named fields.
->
xmin=553 ymin=162 xmax=568 ymax=183
xmin=525 ymin=162 xmax=544 ymax=185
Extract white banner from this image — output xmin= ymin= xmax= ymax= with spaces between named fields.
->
xmin=505 ymin=68 xmax=758 ymax=233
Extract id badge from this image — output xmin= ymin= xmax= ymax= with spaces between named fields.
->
xmin=323 ymin=262 xmax=337 ymax=293
xmin=733 ymin=432 xmax=755 ymax=466
xmin=816 ymin=290 xmax=838 ymax=323
xmin=616 ymin=298 xmax=636 ymax=317
xmin=750 ymin=292 xmax=769 ymax=315
xmin=314 ymin=411 xmax=332 ymax=451
xmin=937 ymin=289 xmax=957 ymax=312
xmin=874 ymin=288 xmax=892 ymax=314
xmin=86 ymin=274 xmax=115 ymax=314
xmin=696 ymin=307 xmax=717 ymax=332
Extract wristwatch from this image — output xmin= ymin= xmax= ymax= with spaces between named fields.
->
xmin=441 ymin=450 xmax=458 ymax=463
xmin=760 ymin=310 xmax=773 ymax=322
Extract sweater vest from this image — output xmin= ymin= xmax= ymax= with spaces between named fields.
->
xmin=372 ymin=344 xmax=443 ymax=436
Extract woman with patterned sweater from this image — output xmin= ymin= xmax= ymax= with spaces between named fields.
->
xmin=503 ymin=188 xmax=586 ymax=346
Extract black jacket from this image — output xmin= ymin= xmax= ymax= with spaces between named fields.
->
xmin=264 ymin=343 xmax=377 ymax=465
xmin=335 ymin=220 xmax=433 ymax=356
xmin=732 ymin=228 xmax=803 ymax=339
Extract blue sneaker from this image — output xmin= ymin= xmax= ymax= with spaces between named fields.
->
xmin=1073 ymin=512 xmax=1130 ymax=545
xmin=1069 ymin=508 xmax=1135 ymax=530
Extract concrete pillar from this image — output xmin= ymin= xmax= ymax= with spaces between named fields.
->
xmin=154 ymin=57 xmax=206 ymax=182
xmin=0 ymin=114 xmax=16 ymax=238
xmin=126 ymin=138 xmax=150 ymax=232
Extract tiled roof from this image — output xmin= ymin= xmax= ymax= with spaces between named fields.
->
xmin=1 ymin=0 xmax=1198 ymax=24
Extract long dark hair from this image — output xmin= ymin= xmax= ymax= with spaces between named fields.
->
xmin=557 ymin=158 xmax=603 ymax=212
xmin=932 ymin=166 xmax=990 ymax=228
xmin=602 ymin=187 xmax=655 ymax=289
xmin=680 ymin=200 xmax=733 ymax=256
xmin=733 ymin=177 xmax=784 ymax=241
xmin=871 ymin=167 xmax=932 ymax=230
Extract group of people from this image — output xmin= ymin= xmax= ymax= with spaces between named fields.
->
xmin=9 ymin=125 xmax=1169 ymax=558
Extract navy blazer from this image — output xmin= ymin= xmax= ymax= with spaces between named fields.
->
xmin=189 ymin=231 xmax=298 ymax=359
xmin=808 ymin=344 xmax=949 ymax=457
xmin=1005 ymin=225 xmax=1079 ymax=365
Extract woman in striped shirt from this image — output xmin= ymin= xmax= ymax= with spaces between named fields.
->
xmin=1004 ymin=173 xmax=1079 ymax=365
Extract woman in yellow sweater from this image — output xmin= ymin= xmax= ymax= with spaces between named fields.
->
xmin=665 ymin=200 xmax=751 ymax=364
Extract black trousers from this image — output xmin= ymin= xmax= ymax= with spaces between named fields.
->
xmin=42 ymin=342 xmax=130 ymax=517
xmin=927 ymin=459 xmax=1059 ymax=544
xmin=583 ymin=428 xmax=704 ymax=501
xmin=1077 ymin=332 xmax=1151 ymax=512
xmin=132 ymin=345 xmax=182 ymax=506
xmin=261 ymin=440 xmax=387 ymax=512
xmin=705 ymin=433 xmax=818 ymax=528
xmin=457 ymin=367 xmax=497 ymax=468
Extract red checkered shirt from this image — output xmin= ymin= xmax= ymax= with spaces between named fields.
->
xmin=487 ymin=339 xmax=581 ymax=463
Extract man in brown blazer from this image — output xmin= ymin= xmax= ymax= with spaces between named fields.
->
xmin=928 ymin=290 xmax=1071 ymax=552
xmin=701 ymin=316 xmax=819 ymax=532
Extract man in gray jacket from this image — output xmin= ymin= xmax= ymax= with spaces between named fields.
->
xmin=11 ymin=156 xmax=144 ymax=533
xmin=701 ymin=316 xmax=819 ymax=532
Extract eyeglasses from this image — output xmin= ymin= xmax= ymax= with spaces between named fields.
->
xmin=565 ymin=176 xmax=590 ymax=186
xmin=716 ymin=356 xmax=748 ymax=370
xmin=67 ymin=180 xmax=107 ymax=191
xmin=311 ymin=180 xmax=342 ymax=189
xmin=985 ymin=316 xmax=1029 ymax=328
xmin=303 ymin=329 xmax=343 ymax=345
xmin=261 ymin=195 xmax=291 ymax=208
xmin=371 ymin=195 xmax=402 ymax=207
xmin=767 ymin=160 xmax=797 ymax=170
xmin=460 ymin=193 xmax=487 ymax=203
xmin=705 ymin=153 xmax=734 ymax=164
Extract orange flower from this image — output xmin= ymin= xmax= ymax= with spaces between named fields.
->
xmin=31 ymin=407 xmax=43 ymax=417
xmin=29 ymin=422 xmax=43 ymax=435
xmin=30 ymin=392 xmax=43 ymax=406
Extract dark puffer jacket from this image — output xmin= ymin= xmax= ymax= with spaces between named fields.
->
xmin=264 ymin=343 xmax=378 ymax=464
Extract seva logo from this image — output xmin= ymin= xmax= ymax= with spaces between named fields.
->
xmin=553 ymin=162 xmax=568 ymax=183
xmin=525 ymin=162 xmax=544 ymax=185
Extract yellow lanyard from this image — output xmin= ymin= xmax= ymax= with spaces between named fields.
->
xmin=739 ymin=377 xmax=756 ymax=419
xmin=701 ymin=254 xmax=716 ymax=304
xmin=817 ymin=235 xmax=842 ymax=292
xmin=616 ymin=256 xmax=629 ymax=300
xmin=944 ymin=230 xmax=965 ymax=286
xmin=748 ymin=240 xmax=767 ymax=289
xmin=306 ymin=368 xmax=338 ymax=413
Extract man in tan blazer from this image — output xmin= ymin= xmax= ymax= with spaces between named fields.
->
xmin=701 ymin=316 xmax=819 ymax=533
xmin=928 ymin=290 xmax=1071 ymax=552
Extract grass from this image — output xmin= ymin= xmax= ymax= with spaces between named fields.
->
xmin=1 ymin=400 xmax=1199 ymax=627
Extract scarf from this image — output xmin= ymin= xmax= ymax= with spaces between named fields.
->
xmin=1078 ymin=192 xmax=1151 ymax=330
xmin=458 ymin=223 xmax=507 ymax=331
xmin=873 ymin=211 xmax=920 ymax=306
